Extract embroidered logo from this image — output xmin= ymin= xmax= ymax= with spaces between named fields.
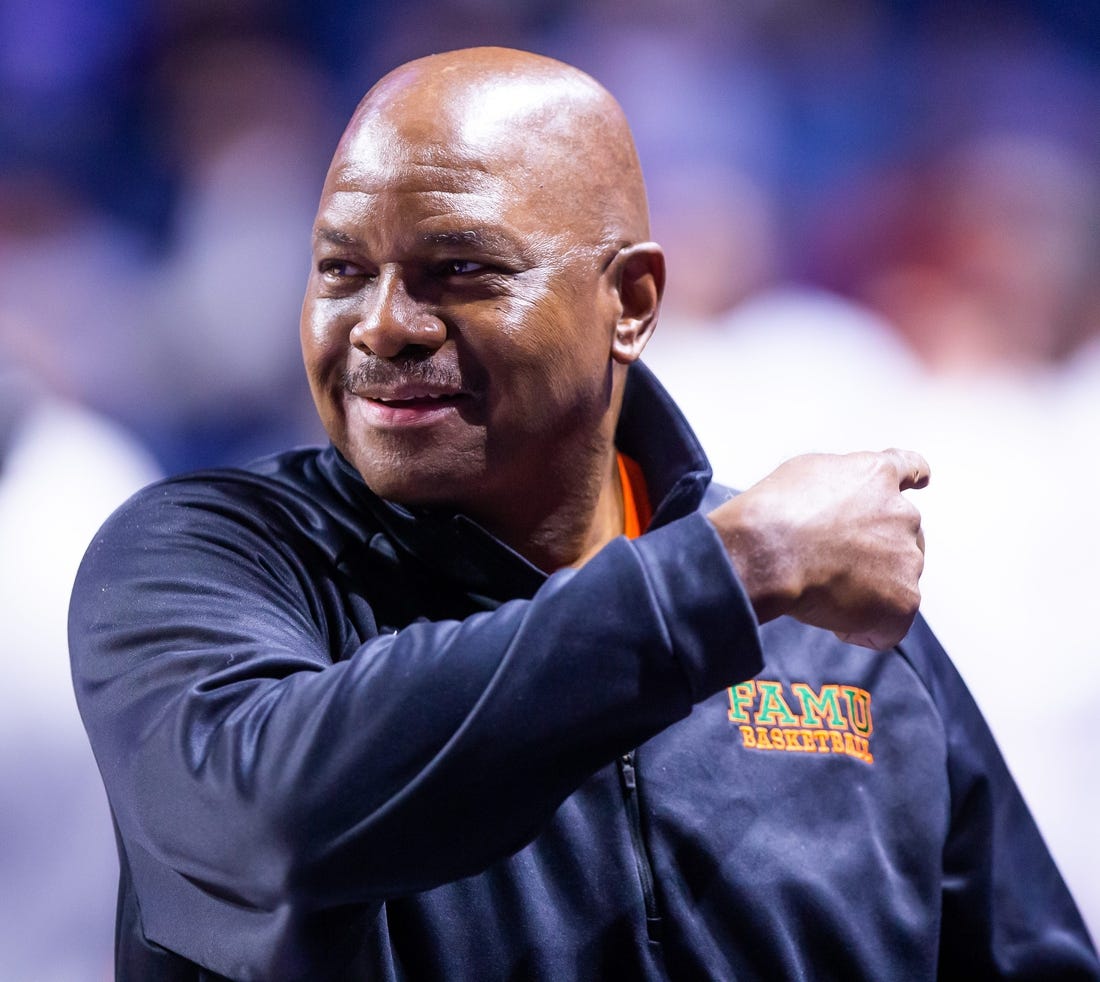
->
xmin=726 ymin=680 xmax=874 ymax=764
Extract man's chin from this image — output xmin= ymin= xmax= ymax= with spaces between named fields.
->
xmin=355 ymin=463 xmax=481 ymax=514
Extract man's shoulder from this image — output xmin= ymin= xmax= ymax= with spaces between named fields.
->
xmin=138 ymin=444 xmax=337 ymax=502
xmin=93 ymin=444 xmax=371 ymax=556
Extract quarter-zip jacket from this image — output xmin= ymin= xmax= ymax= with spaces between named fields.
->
xmin=70 ymin=364 xmax=1099 ymax=980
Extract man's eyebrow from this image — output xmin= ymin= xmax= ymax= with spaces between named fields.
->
xmin=314 ymin=227 xmax=359 ymax=247
xmin=313 ymin=226 xmax=526 ymax=260
xmin=420 ymin=230 xmax=512 ymax=252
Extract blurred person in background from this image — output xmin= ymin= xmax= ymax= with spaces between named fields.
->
xmin=0 ymin=180 xmax=162 ymax=980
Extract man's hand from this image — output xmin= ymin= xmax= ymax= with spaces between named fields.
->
xmin=708 ymin=449 xmax=930 ymax=650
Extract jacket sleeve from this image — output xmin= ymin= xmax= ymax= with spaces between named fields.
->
xmin=898 ymin=617 xmax=1100 ymax=981
xmin=69 ymin=477 xmax=762 ymax=972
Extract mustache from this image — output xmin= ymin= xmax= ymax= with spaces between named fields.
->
xmin=341 ymin=356 xmax=467 ymax=392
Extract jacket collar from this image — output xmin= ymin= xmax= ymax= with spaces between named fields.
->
xmin=616 ymin=360 xmax=713 ymax=530
xmin=320 ymin=362 xmax=714 ymax=601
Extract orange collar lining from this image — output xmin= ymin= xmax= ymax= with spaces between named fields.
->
xmin=617 ymin=452 xmax=652 ymax=539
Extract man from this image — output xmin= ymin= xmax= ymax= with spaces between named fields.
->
xmin=70 ymin=47 xmax=1098 ymax=980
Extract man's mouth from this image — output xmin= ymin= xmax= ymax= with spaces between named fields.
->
xmin=369 ymin=392 xmax=466 ymax=409
xmin=341 ymin=359 xmax=477 ymax=427
xmin=351 ymin=387 xmax=471 ymax=428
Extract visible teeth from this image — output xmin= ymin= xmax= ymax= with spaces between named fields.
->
xmin=378 ymin=393 xmax=450 ymax=403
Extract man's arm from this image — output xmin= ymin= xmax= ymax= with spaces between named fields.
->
xmin=73 ymin=448 xmax=930 ymax=910
xmin=69 ymin=479 xmax=761 ymax=914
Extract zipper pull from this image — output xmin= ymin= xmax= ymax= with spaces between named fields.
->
xmin=620 ymin=752 xmax=636 ymax=791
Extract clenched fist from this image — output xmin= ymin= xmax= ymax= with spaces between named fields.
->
xmin=708 ymin=449 xmax=930 ymax=650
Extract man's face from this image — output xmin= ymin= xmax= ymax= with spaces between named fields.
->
xmin=300 ymin=110 xmax=622 ymax=520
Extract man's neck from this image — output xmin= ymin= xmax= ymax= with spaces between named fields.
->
xmin=568 ymin=453 xmax=625 ymax=568
xmin=466 ymin=448 xmax=625 ymax=573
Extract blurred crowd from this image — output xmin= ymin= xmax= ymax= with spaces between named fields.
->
xmin=1 ymin=0 xmax=1097 ymax=976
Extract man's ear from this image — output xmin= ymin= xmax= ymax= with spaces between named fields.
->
xmin=609 ymin=242 xmax=665 ymax=365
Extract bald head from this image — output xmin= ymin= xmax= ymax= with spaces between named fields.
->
xmin=330 ymin=47 xmax=651 ymax=251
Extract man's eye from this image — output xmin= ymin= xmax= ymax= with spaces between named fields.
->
xmin=319 ymin=260 xmax=366 ymax=279
xmin=442 ymin=260 xmax=487 ymax=276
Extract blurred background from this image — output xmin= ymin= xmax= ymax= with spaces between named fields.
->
xmin=1 ymin=0 xmax=1097 ymax=976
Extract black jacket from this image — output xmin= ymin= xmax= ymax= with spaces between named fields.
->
xmin=70 ymin=364 xmax=1099 ymax=980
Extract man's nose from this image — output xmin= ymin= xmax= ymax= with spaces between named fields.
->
xmin=350 ymin=268 xmax=446 ymax=359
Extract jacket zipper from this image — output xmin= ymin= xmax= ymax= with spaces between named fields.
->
xmin=618 ymin=750 xmax=663 ymax=943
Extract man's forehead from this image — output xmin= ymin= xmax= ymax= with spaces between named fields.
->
xmin=334 ymin=55 xmax=609 ymax=186
xmin=325 ymin=139 xmax=504 ymax=198
xmin=313 ymin=168 xmax=554 ymax=261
